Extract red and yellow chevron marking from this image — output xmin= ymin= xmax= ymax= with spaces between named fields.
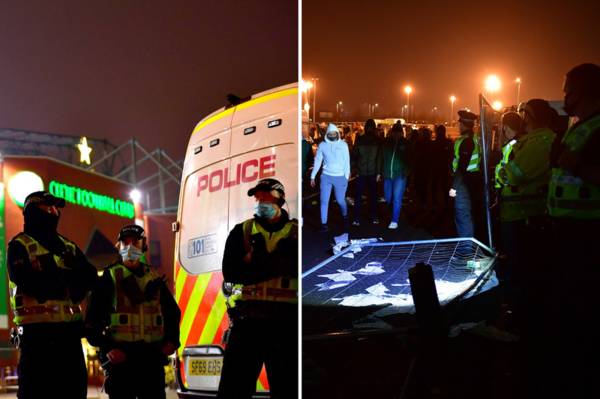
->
xmin=175 ymin=261 xmax=269 ymax=392
xmin=175 ymin=85 xmax=297 ymax=392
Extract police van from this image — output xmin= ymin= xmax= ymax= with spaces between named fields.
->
xmin=172 ymin=83 xmax=298 ymax=398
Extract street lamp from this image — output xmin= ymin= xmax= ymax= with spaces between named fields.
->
xmin=515 ymin=77 xmax=522 ymax=105
xmin=450 ymin=95 xmax=456 ymax=125
xmin=492 ymin=101 xmax=503 ymax=111
xmin=336 ymin=101 xmax=343 ymax=120
xmin=301 ymin=80 xmax=313 ymax=113
xmin=130 ymin=188 xmax=142 ymax=203
xmin=374 ymin=103 xmax=379 ymax=117
xmin=404 ymin=85 xmax=412 ymax=121
xmin=311 ymin=77 xmax=319 ymax=123
xmin=485 ymin=75 xmax=501 ymax=98
xmin=300 ymin=79 xmax=313 ymax=93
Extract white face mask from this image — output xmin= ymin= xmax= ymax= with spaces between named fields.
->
xmin=119 ymin=244 xmax=143 ymax=262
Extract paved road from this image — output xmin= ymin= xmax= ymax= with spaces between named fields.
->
xmin=301 ymin=176 xmax=456 ymax=271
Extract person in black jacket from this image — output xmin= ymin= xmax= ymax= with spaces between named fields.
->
xmin=351 ymin=119 xmax=382 ymax=226
xmin=7 ymin=191 xmax=97 ymax=399
xmin=218 ymin=178 xmax=298 ymax=399
xmin=85 ymin=224 xmax=180 ymax=399
xmin=431 ymin=125 xmax=454 ymax=213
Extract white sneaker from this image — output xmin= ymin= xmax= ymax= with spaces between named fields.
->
xmin=388 ymin=222 xmax=398 ymax=229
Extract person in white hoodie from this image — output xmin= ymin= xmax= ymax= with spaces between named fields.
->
xmin=310 ymin=123 xmax=351 ymax=232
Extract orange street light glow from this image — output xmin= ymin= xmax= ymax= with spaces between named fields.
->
xmin=485 ymin=75 xmax=501 ymax=93
xmin=301 ymin=80 xmax=313 ymax=92
xmin=492 ymin=101 xmax=503 ymax=111
xmin=404 ymin=85 xmax=413 ymax=94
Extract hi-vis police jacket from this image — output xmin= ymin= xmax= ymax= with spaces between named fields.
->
xmin=7 ymin=232 xmax=97 ymax=326
xmin=452 ymin=133 xmax=480 ymax=174
xmin=85 ymin=262 xmax=181 ymax=351
xmin=548 ymin=114 xmax=600 ymax=219
xmin=222 ymin=209 xmax=298 ymax=308
xmin=497 ymin=128 xmax=556 ymax=222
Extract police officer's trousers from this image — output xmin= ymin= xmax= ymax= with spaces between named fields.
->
xmin=17 ymin=325 xmax=87 ymax=399
xmin=103 ymin=345 xmax=167 ymax=399
xmin=217 ymin=313 xmax=298 ymax=399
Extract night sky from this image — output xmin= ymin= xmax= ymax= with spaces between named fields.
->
xmin=303 ymin=0 xmax=600 ymax=119
xmin=0 ymin=0 xmax=297 ymax=160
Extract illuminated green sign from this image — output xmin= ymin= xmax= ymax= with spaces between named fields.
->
xmin=49 ymin=181 xmax=135 ymax=219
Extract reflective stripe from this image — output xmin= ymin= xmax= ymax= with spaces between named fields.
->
xmin=235 ymin=219 xmax=298 ymax=304
xmin=10 ymin=234 xmax=82 ymax=325
xmin=495 ymin=140 xmax=516 ymax=188
xmin=548 ymin=116 xmax=600 ymax=219
xmin=549 ymin=197 xmax=600 ymax=210
xmin=501 ymin=193 xmax=547 ymax=202
xmin=13 ymin=301 xmax=82 ymax=324
xmin=452 ymin=134 xmax=480 ymax=173
xmin=109 ymin=264 xmax=165 ymax=343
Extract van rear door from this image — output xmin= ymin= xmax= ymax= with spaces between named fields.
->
xmin=178 ymin=112 xmax=233 ymax=275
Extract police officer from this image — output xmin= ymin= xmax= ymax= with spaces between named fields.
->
xmin=496 ymin=101 xmax=557 ymax=396
xmin=494 ymin=112 xmax=522 ymax=301
xmin=7 ymin=191 xmax=97 ymax=399
xmin=547 ymin=63 xmax=600 ymax=397
xmin=85 ymin=225 xmax=181 ymax=399
xmin=218 ymin=178 xmax=298 ymax=399
xmin=497 ymin=102 xmax=556 ymax=285
xmin=450 ymin=110 xmax=484 ymax=239
xmin=494 ymin=112 xmax=521 ymax=191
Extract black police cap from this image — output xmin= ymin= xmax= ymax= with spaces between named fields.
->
xmin=457 ymin=110 xmax=478 ymax=123
xmin=117 ymin=224 xmax=146 ymax=242
xmin=23 ymin=191 xmax=66 ymax=211
xmin=247 ymin=178 xmax=285 ymax=197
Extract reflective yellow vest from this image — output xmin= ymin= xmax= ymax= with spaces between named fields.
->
xmin=499 ymin=128 xmax=555 ymax=222
xmin=452 ymin=134 xmax=480 ymax=173
xmin=495 ymin=140 xmax=516 ymax=189
xmin=9 ymin=233 xmax=83 ymax=325
xmin=236 ymin=219 xmax=298 ymax=304
xmin=108 ymin=263 xmax=165 ymax=343
xmin=548 ymin=115 xmax=600 ymax=219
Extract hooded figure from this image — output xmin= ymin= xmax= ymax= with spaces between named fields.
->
xmin=310 ymin=123 xmax=351 ymax=232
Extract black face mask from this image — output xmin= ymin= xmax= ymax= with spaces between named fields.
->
xmin=326 ymin=133 xmax=339 ymax=141
xmin=563 ymin=96 xmax=579 ymax=117
xmin=24 ymin=205 xmax=60 ymax=235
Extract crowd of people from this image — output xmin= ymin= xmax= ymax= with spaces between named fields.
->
xmin=303 ymin=62 xmax=600 ymax=397
xmin=303 ymin=116 xmax=455 ymax=233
